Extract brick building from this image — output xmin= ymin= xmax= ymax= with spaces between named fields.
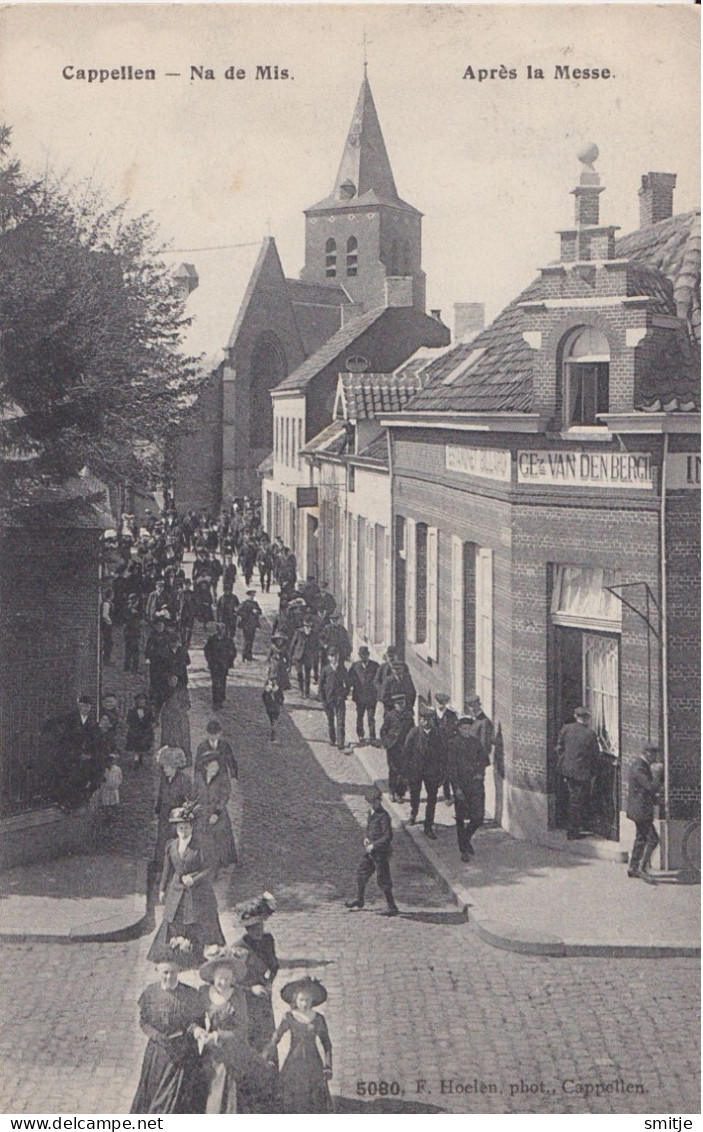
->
xmin=382 ymin=151 xmax=700 ymax=862
xmin=0 ymin=483 xmax=110 ymax=867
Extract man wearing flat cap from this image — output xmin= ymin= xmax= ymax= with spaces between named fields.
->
xmin=447 ymin=716 xmax=490 ymax=861
xmin=345 ymin=785 xmax=399 ymax=916
xmin=626 ymin=744 xmax=663 ymax=883
xmin=556 ymin=706 xmax=600 ymax=840
xmin=238 ymin=590 xmax=262 ymax=662
xmin=429 ymin=692 xmax=459 ymax=805
xmin=379 ymin=693 xmax=415 ymax=803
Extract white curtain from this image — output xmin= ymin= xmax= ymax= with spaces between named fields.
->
xmin=583 ymin=633 xmax=619 ymax=756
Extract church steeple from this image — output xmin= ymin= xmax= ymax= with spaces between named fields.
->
xmin=332 ymin=73 xmax=398 ymax=203
xmin=301 ymin=72 xmax=426 ymax=314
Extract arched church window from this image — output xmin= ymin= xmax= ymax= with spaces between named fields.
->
xmin=402 ymin=240 xmax=411 ymax=275
xmin=325 ymin=238 xmax=337 ymax=278
xmin=250 ymin=332 xmax=287 ymax=450
xmin=346 ymin=236 xmax=358 ymax=277
xmin=389 ymin=239 xmax=398 ymax=275
xmin=562 ymin=326 xmax=610 ymax=427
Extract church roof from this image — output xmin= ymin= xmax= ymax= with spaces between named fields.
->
xmin=306 ymin=74 xmax=420 ymax=217
xmin=273 ymin=307 xmax=388 ymax=392
xmin=405 ymin=210 xmax=701 ymax=416
xmin=285 ymin=278 xmax=346 ymax=355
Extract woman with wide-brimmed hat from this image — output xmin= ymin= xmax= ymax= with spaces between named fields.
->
xmin=193 ymin=946 xmax=278 ymax=1113
xmin=153 ymin=747 xmax=190 ymax=869
xmin=193 ymin=755 xmax=237 ymax=874
xmin=234 ymin=893 xmax=279 ymax=1052
xmin=263 ymin=977 xmax=333 ymax=1113
xmin=147 ymin=802 xmax=225 ymax=969
xmin=130 ymin=946 xmax=207 ymax=1114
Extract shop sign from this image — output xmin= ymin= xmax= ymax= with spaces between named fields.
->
xmin=666 ymin=453 xmax=701 ymax=490
xmin=517 ymin=450 xmax=653 ymax=490
xmin=296 ymin=486 xmax=318 ymax=508
xmin=445 ymin=445 xmax=512 ymax=483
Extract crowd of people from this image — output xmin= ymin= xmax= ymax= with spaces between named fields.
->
xmin=44 ymin=495 xmax=501 ymax=1114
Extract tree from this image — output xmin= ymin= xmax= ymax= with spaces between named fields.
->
xmin=0 ymin=125 xmax=203 ymax=516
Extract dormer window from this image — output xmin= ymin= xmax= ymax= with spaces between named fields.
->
xmin=563 ymin=327 xmax=609 ymax=427
xmin=346 ymin=236 xmax=358 ymax=277
xmin=325 ymin=238 xmax=337 ymax=278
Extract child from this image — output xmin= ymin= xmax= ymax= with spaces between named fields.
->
xmin=100 ymin=753 xmax=122 ymax=822
xmin=262 ymin=678 xmax=284 ymax=742
xmin=125 ymin=692 xmax=155 ymax=767
xmin=345 ymin=785 xmax=399 ymax=916
xmin=263 ymin=977 xmax=333 ymax=1113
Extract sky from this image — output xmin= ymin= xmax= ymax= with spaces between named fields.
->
xmin=0 ymin=4 xmax=699 ymax=330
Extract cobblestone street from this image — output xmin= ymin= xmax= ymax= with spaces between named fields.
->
xmin=0 ymin=582 xmax=699 ymax=1115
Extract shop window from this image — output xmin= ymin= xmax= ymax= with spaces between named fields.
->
xmin=346 ymin=236 xmax=358 ymax=277
xmin=562 ymin=327 xmax=610 ymax=427
xmin=325 ymin=238 xmax=337 ymax=278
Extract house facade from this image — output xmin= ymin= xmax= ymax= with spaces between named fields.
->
xmin=382 ymin=155 xmax=700 ymax=862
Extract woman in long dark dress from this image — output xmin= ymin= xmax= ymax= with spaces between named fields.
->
xmin=193 ymin=947 xmax=278 ymax=1113
xmin=154 ymin=747 xmax=190 ymax=868
xmin=235 ymin=893 xmax=279 ymax=1052
xmin=264 ymin=977 xmax=333 ymax=1113
xmin=148 ymin=803 xmax=225 ymax=969
xmin=193 ymin=756 xmax=237 ymax=872
xmin=131 ymin=953 xmax=207 ymax=1114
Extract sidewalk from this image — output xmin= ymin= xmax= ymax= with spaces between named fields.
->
xmin=351 ymin=743 xmax=701 ymax=958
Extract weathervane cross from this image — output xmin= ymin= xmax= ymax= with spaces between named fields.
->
xmin=362 ymin=29 xmax=372 ymax=72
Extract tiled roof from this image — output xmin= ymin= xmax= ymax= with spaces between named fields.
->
xmin=406 ymin=211 xmax=701 ymax=416
xmin=300 ymin=420 xmax=350 ymax=457
xmin=273 ymin=308 xmax=386 ymax=392
xmin=339 ymin=372 xmax=423 ymax=419
xmin=393 ymin=345 xmax=456 ymax=382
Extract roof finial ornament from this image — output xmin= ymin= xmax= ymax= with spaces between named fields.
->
xmin=362 ymin=28 xmax=372 ymax=74
xmin=577 ymin=143 xmax=600 ymax=186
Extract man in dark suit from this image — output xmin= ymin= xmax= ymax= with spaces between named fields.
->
xmin=626 ymin=745 xmax=662 ymax=883
xmin=401 ymin=706 xmax=445 ymax=839
xmin=238 ymin=590 xmax=262 ymax=662
xmin=447 ymin=716 xmax=490 ymax=861
xmin=380 ymin=693 xmax=415 ymax=803
xmin=556 ymin=706 xmax=600 ymax=840
xmin=430 ymin=692 xmax=459 ymax=805
xmin=195 ymin=719 xmax=239 ymax=780
xmin=289 ymin=616 xmax=318 ymax=698
xmin=345 ymin=785 xmax=399 ymax=916
xmin=52 ymin=695 xmax=104 ymax=809
xmin=319 ymin=650 xmax=352 ymax=749
xmin=350 ymin=646 xmax=379 ymax=745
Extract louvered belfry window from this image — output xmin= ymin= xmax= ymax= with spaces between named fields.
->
xmin=325 ymin=238 xmax=337 ymax=278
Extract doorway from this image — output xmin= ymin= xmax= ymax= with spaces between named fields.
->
xmin=553 ymin=627 xmax=621 ymax=840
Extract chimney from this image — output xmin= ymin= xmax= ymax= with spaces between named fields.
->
xmin=454 ymin=302 xmax=485 ymax=342
xmin=639 ymin=172 xmax=677 ymax=228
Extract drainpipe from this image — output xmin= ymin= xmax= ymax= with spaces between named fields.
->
xmin=386 ymin=428 xmax=396 ymax=647
xmin=659 ymin=426 xmax=670 ymax=869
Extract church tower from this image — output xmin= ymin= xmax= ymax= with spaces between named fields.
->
xmin=300 ymin=72 xmax=426 ymax=312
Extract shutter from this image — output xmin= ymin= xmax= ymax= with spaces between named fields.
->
xmin=476 ymin=548 xmax=494 ymax=718
xmin=383 ymin=530 xmax=392 ymax=647
xmin=365 ymin=521 xmax=374 ymax=642
xmin=350 ymin=516 xmax=358 ymax=634
xmin=427 ymin=527 xmax=439 ymax=661
xmin=406 ymin=517 xmax=417 ymax=644
xmin=451 ymin=536 xmax=464 ymax=710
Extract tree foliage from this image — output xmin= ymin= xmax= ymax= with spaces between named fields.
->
xmin=0 ymin=125 xmax=203 ymax=516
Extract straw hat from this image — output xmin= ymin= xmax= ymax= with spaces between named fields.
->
xmin=157 ymin=745 xmax=187 ymax=770
xmin=168 ymin=800 xmax=199 ymax=824
xmin=238 ymin=891 xmax=276 ymax=924
xmin=199 ymin=946 xmax=249 ymax=985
